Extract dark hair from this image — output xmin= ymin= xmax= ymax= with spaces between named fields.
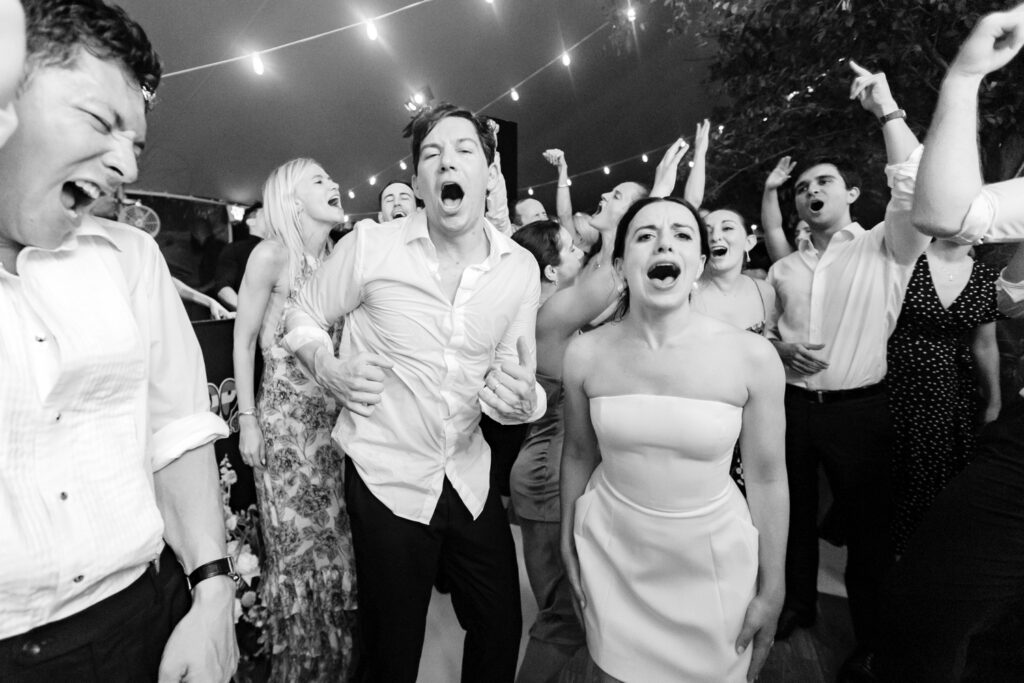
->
xmin=402 ymin=102 xmax=497 ymax=169
xmin=242 ymin=201 xmax=263 ymax=226
xmin=376 ymin=179 xmax=421 ymax=209
xmin=512 ymin=220 xmax=563 ymax=282
xmin=23 ymin=0 xmax=162 ymax=106
xmin=796 ymin=154 xmax=862 ymax=192
xmin=705 ymin=205 xmax=751 ymax=235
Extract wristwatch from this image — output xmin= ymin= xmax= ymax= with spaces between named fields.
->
xmin=186 ymin=557 xmax=241 ymax=591
xmin=879 ymin=109 xmax=906 ymax=126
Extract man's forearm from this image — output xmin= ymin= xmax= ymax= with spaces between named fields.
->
xmin=154 ymin=442 xmax=227 ymax=573
xmin=914 ymin=74 xmax=985 ymax=237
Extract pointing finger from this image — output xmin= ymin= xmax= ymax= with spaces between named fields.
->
xmin=848 ymin=58 xmax=871 ymax=77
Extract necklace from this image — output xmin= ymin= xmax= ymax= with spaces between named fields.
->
xmin=928 ymin=256 xmax=972 ymax=282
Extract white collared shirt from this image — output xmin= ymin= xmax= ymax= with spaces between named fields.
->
xmin=284 ymin=213 xmax=544 ymax=524
xmin=767 ymin=147 xmax=923 ymax=390
xmin=950 ymin=177 xmax=1024 ymax=246
xmin=0 ymin=216 xmax=228 ymax=638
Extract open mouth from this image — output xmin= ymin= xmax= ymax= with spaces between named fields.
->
xmin=391 ymin=208 xmax=407 ymax=219
xmin=61 ymin=179 xmax=103 ymax=219
xmin=710 ymin=245 xmax=728 ymax=258
xmin=327 ymin=195 xmax=341 ymax=208
xmin=647 ymin=261 xmax=681 ymax=284
xmin=440 ymin=182 xmax=464 ymax=211
xmin=809 ymin=198 xmax=825 ymax=212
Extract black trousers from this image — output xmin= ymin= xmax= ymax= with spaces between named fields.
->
xmin=0 ymin=545 xmax=189 ymax=683
xmin=345 ymin=458 xmax=522 ymax=683
xmin=783 ymin=388 xmax=894 ymax=650
xmin=877 ymin=400 xmax=1024 ymax=681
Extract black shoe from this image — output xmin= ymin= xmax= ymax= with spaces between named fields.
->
xmin=775 ymin=607 xmax=815 ymax=640
xmin=838 ymin=648 xmax=878 ymax=683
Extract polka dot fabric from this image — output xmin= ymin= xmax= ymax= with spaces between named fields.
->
xmin=887 ymin=254 xmax=1001 ymax=556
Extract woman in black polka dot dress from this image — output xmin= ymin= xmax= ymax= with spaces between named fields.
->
xmin=887 ymin=240 xmax=1002 ymax=556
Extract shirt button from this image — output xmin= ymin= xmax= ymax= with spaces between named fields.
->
xmin=60 ymin=491 xmax=68 ymax=500
xmin=73 ymin=575 xmax=84 ymax=583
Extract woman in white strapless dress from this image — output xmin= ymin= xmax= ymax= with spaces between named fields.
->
xmin=559 ymin=197 xmax=789 ymax=683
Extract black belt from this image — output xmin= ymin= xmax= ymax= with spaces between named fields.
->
xmin=786 ymin=380 xmax=887 ymax=404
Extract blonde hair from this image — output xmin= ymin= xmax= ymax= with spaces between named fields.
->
xmin=261 ymin=158 xmax=332 ymax=285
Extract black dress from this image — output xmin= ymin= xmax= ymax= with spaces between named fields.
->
xmin=887 ymin=254 xmax=1000 ymax=555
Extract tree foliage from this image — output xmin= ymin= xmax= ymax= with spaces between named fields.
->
xmin=614 ymin=0 xmax=1024 ymax=228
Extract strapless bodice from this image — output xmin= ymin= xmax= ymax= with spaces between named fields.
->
xmin=589 ymin=394 xmax=742 ymax=513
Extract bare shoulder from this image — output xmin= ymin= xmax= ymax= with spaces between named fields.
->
xmin=248 ymin=239 xmax=287 ymax=274
xmin=565 ymin=324 xmax=618 ymax=375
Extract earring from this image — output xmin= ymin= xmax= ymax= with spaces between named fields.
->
xmin=745 ymin=250 xmax=751 ymax=264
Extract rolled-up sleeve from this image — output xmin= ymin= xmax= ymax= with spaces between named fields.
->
xmin=953 ymin=178 xmax=1024 ymax=245
xmin=283 ymin=229 xmax=364 ymax=354
xmin=139 ymin=236 xmax=228 ymax=471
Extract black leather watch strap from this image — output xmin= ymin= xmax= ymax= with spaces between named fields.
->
xmin=186 ymin=557 xmax=240 ymax=591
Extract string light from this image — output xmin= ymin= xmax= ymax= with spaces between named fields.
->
xmin=566 ymin=179 xmax=572 ymax=186
xmin=641 ymin=153 xmax=648 ymax=163
xmin=688 ymin=160 xmax=695 ymax=168
xmin=527 ymin=188 xmax=534 ymax=196
xmin=561 ymin=52 xmax=571 ymax=67
xmin=510 ymin=87 xmax=519 ymax=101
xmin=627 ymin=6 xmax=637 ymax=22
xmin=603 ymin=166 xmax=610 ymax=175
xmin=251 ymin=53 xmax=264 ymax=75
xmin=348 ymin=190 xmax=356 ymax=199
xmin=368 ymin=176 xmax=377 ymax=186
xmin=399 ymin=160 xmax=407 ymax=170
xmin=366 ymin=21 xmax=378 ymax=40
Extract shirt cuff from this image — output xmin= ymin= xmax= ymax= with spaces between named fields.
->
xmin=949 ymin=189 xmax=997 ymax=246
xmin=281 ymin=325 xmax=334 ymax=356
xmin=151 ymin=411 xmax=230 ymax=472
xmin=884 ymin=144 xmax=923 ymax=191
xmin=479 ymin=381 xmax=548 ymax=425
xmin=997 ymin=270 xmax=1024 ymax=303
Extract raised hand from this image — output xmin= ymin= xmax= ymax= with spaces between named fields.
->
xmin=848 ymin=59 xmax=899 ymax=118
xmin=951 ymin=4 xmax=1024 ymax=78
xmin=479 ymin=337 xmax=538 ymax=421
xmin=765 ymin=156 xmax=797 ymax=191
xmin=651 ymin=137 xmax=691 ymax=197
xmin=543 ymin=148 xmax=567 ymax=171
xmin=315 ymin=348 xmax=393 ymax=418
xmin=693 ymin=118 xmax=711 ymax=157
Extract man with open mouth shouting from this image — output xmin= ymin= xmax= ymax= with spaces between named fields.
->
xmin=764 ymin=61 xmax=931 ymax=680
xmin=285 ymin=103 xmax=545 ymax=682
xmin=0 ymin=2 xmax=237 ymax=682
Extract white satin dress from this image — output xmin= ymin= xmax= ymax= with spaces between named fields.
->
xmin=574 ymin=395 xmax=758 ymax=682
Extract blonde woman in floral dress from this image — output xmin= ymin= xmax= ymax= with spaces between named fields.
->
xmin=232 ymin=158 xmax=356 ymax=681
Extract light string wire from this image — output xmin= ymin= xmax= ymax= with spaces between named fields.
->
xmin=360 ymin=20 xmax=612 ymax=195
xmin=162 ymin=0 xmax=436 ymax=78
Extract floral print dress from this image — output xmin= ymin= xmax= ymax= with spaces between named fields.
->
xmin=255 ymin=256 xmax=357 ymax=682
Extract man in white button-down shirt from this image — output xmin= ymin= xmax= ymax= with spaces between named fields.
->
xmin=286 ymin=103 xmax=545 ymax=682
xmin=876 ymin=6 xmax=1024 ymax=680
xmin=0 ymin=2 xmax=236 ymax=681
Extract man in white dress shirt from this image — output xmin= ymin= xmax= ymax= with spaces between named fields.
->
xmin=0 ymin=2 xmax=236 ymax=681
xmin=876 ymin=5 xmax=1024 ymax=680
xmin=765 ymin=62 xmax=930 ymax=678
xmin=285 ymin=103 xmax=545 ymax=682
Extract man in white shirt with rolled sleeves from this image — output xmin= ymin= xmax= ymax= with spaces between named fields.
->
xmin=285 ymin=103 xmax=544 ymax=683
xmin=765 ymin=61 xmax=930 ymax=678
xmin=877 ymin=6 xmax=1024 ymax=680
xmin=0 ymin=2 xmax=236 ymax=681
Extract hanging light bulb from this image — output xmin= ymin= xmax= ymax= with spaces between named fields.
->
xmin=366 ymin=21 xmax=378 ymax=41
xmin=561 ymin=52 xmax=571 ymax=67
xmin=348 ymin=190 xmax=355 ymax=199
xmin=527 ymin=188 xmax=534 ymax=196
xmin=510 ymin=88 xmax=520 ymax=101
xmin=641 ymin=153 xmax=649 ymax=163
xmin=603 ymin=166 xmax=610 ymax=175
xmin=369 ymin=176 xmax=377 ymax=186
xmin=399 ymin=160 xmax=408 ymax=170
xmin=566 ymin=179 xmax=572 ymax=186
xmin=251 ymin=53 xmax=264 ymax=75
